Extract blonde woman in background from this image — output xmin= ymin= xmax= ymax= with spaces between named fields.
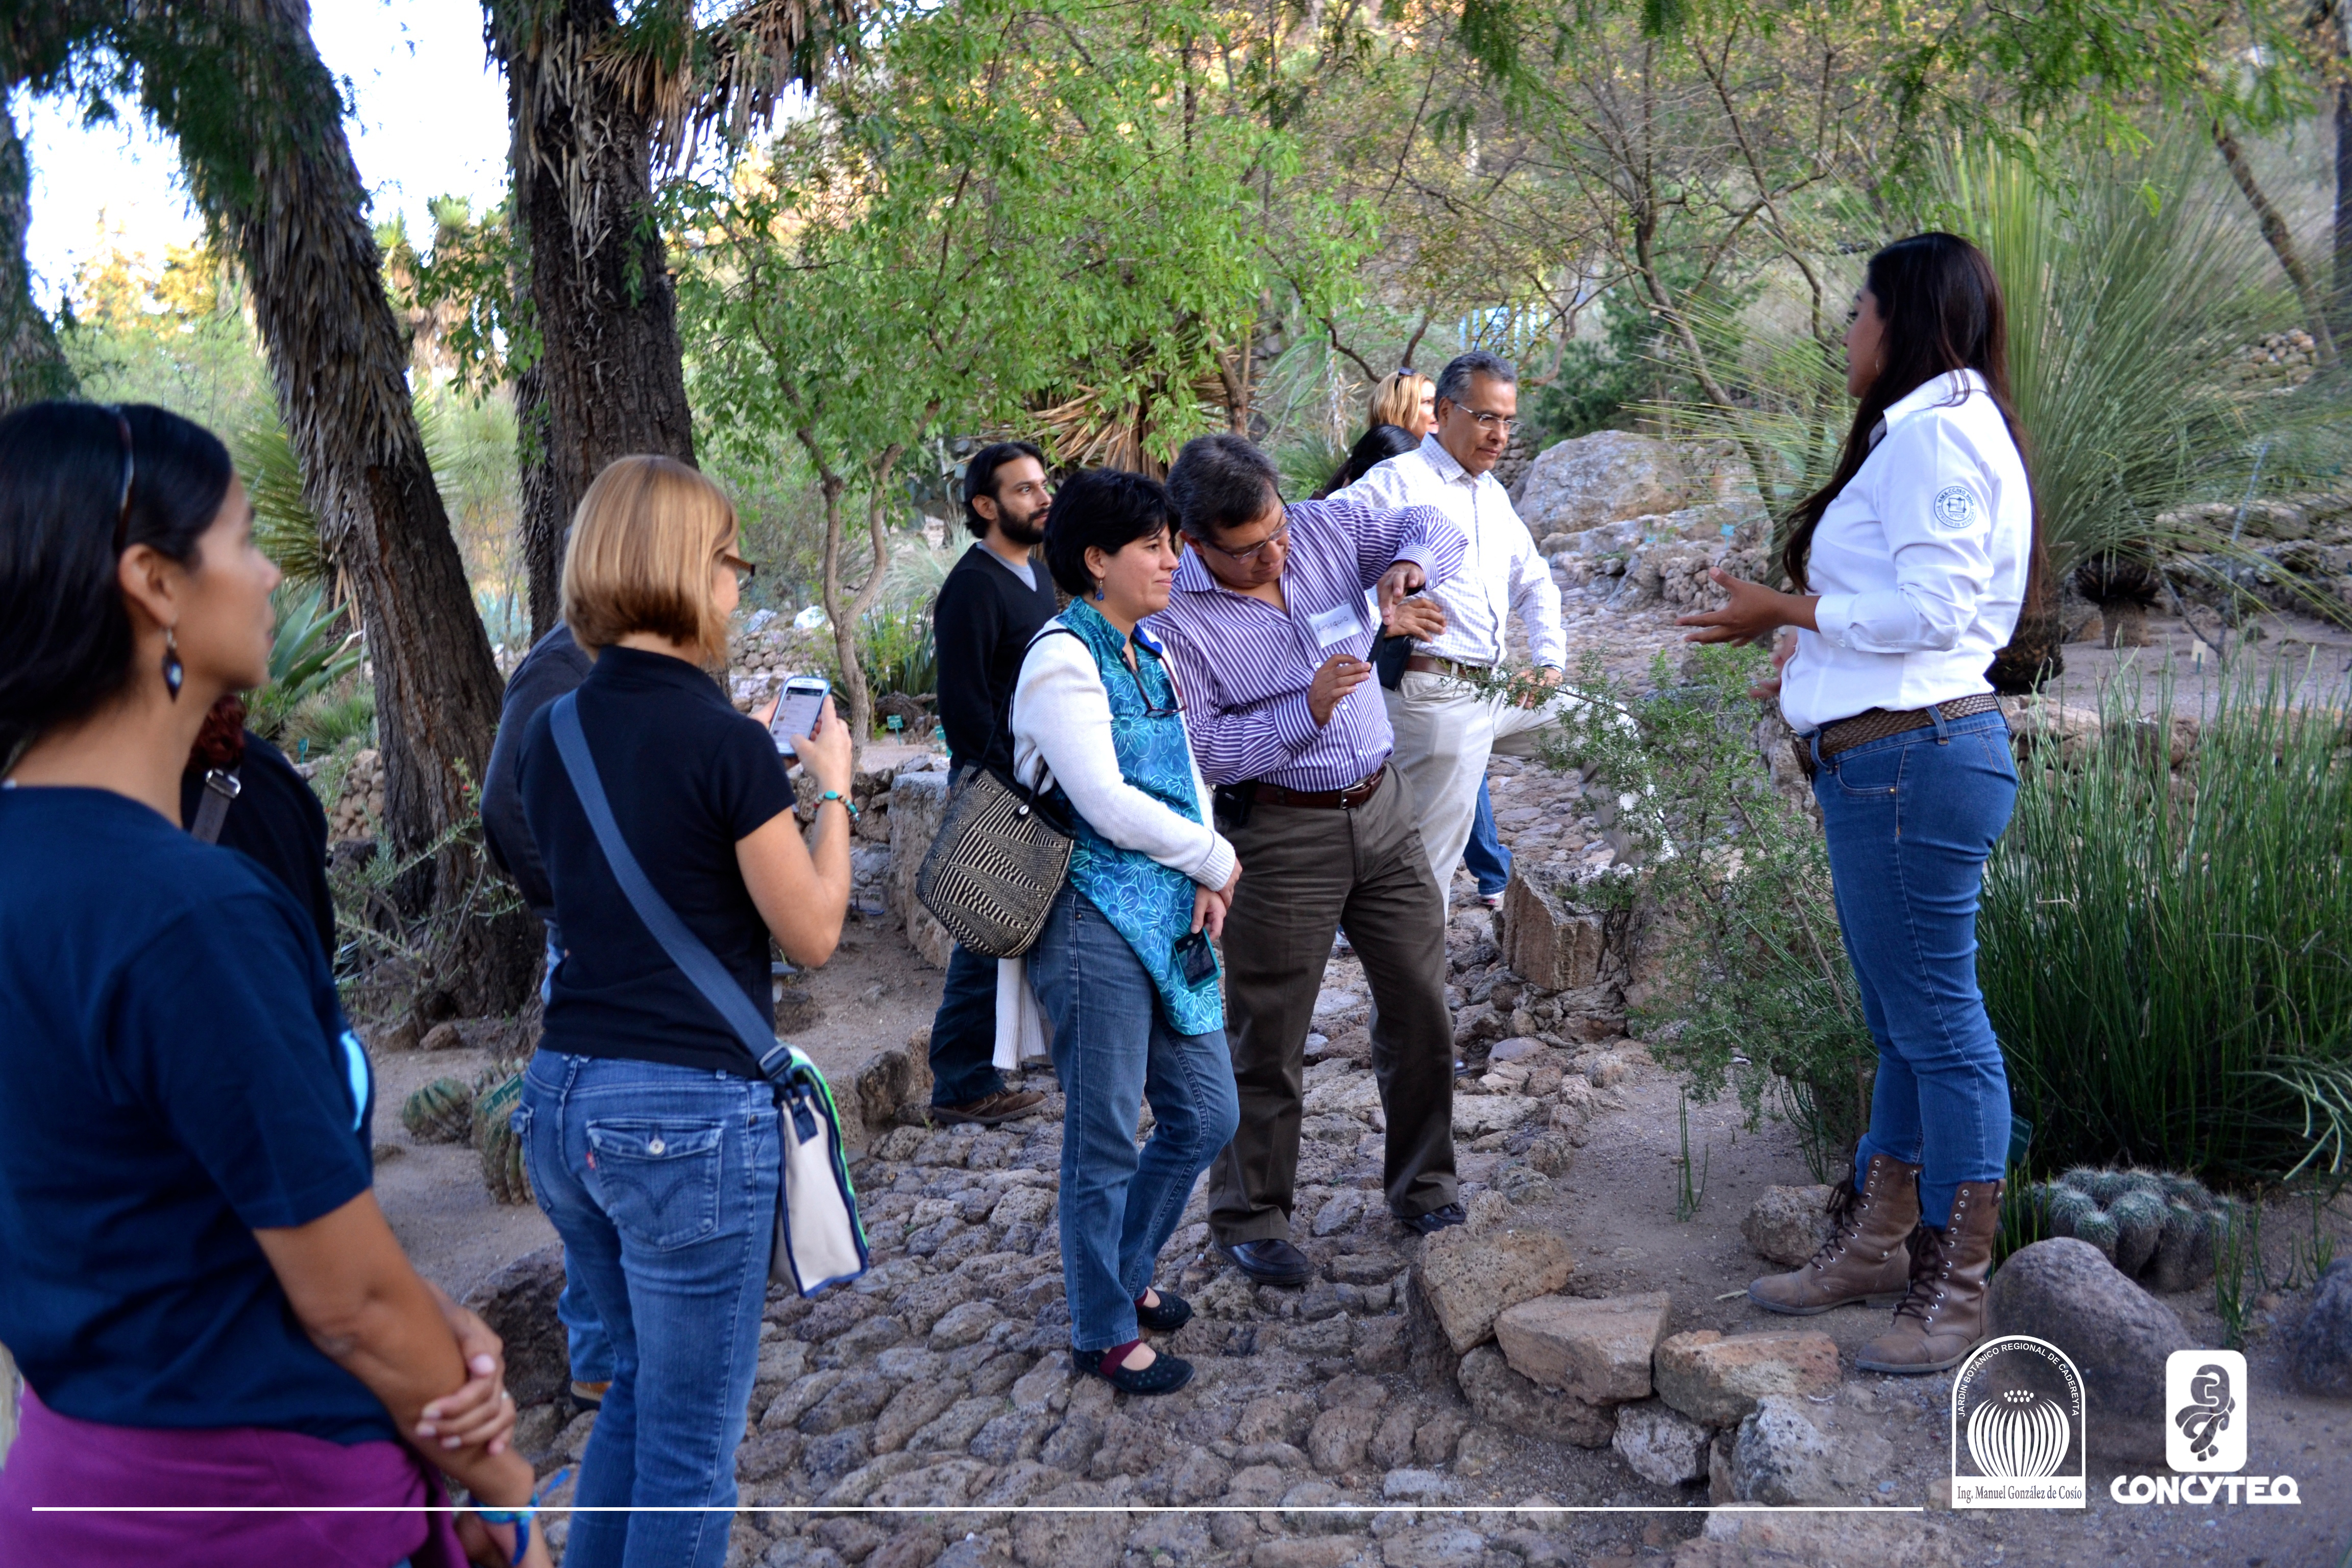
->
xmin=1367 ymin=369 xmax=1435 ymax=438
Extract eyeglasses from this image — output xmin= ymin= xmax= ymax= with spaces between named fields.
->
xmin=1454 ymin=408 xmax=1520 ymax=435
xmin=1197 ymin=514 xmax=1290 ymax=566
xmin=1129 ymin=661 xmax=1181 ymax=719
xmin=718 ymin=551 xmax=759 ymax=583
xmin=109 ymin=406 xmax=136 ymax=552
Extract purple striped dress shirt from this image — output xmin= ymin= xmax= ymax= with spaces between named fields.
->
xmin=1146 ymin=494 xmax=1465 ymax=790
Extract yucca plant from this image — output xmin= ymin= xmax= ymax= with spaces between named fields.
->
xmin=1979 ymin=662 xmax=2352 ymax=1184
xmin=1678 ymin=135 xmax=2315 ymax=587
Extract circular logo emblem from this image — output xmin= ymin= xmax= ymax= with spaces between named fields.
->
xmin=1932 ymin=484 xmax=1979 ymax=530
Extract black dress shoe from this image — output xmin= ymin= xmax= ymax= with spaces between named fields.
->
xmin=1399 ymin=1202 xmax=1467 ymax=1236
xmin=1134 ymin=1291 xmax=1192 ymax=1332
xmin=1073 ymin=1346 xmax=1195 ymax=1394
xmin=1219 ymin=1237 xmax=1313 ymax=1286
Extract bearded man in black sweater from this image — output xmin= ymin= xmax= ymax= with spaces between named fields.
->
xmin=922 ymin=440 xmax=1061 ymax=1123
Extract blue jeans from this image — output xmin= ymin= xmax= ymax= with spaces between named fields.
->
xmin=1464 ymin=780 xmax=1512 ymax=897
xmin=1813 ymin=708 xmax=2017 ymax=1228
xmin=1026 ymin=884 xmax=1239 ymax=1353
xmin=928 ymin=941 xmax=1007 ymax=1108
xmin=543 ymin=930 xmax=615 ymax=1387
xmin=517 ymin=1052 xmax=780 ymax=1568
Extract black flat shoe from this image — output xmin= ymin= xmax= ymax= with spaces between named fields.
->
xmin=1219 ymin=1237 xmax=1313 ymax=1286
xmin=1400 ymin=1202 xmax=1467 ymax=1236
xmin=1073 ymin=1346 xmax=1195 ymax=1395
xmin=1134 ymin=1291 xmax=1192 ymax=1332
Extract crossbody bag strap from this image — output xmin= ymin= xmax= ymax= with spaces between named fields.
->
xmin=547 ymin=693 xmax=794 ymax=1082
xmin=189 ymin=767 xmax=241 ymax=844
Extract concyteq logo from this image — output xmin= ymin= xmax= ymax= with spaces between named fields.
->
xmin=1950 ymin=1335 xmax=2088 ymax=1508
xmin=2107 ymin=1350 xmax=2301 ymax=1507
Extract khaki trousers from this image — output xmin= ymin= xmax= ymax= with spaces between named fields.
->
xmin=1207 ymin=767 xmax=1457 ymax=1243
xmin=1383 ymin=671 xmax=1584 ymax=908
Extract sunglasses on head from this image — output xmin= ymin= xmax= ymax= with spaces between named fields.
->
xmin=109 ymin=406 xmax=136 ymax=553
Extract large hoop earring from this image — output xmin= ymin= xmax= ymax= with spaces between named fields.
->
xmin=161 ymin=626 xmax=184 ymax=700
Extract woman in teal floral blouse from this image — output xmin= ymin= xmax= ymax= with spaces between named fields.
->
xmin=1009 ymin=468 xmax=1242 ymax=1394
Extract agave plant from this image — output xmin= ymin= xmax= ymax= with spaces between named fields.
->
xmin=246 ymin=581 xmax=363 ymax=742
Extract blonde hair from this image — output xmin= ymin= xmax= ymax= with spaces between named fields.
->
xmin=1368 ymin=371 xmax=1433 ymax=434
xmin=560 ymin=455 xmax=738 ymax=667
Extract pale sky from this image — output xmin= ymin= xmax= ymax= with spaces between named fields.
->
xmin=17 ymin=0 xmax=510 ymax=311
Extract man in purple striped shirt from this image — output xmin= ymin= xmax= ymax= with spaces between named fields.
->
xmin=1148 ymin=433 xmax=1472 ymax=1286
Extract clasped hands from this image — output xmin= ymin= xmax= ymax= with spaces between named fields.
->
xmin=1675 ymin=567 xmax=1818 ymax=702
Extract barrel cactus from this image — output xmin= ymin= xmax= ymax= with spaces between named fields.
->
xmin=2020 ymin=1166 xmax=2227 ymax=1293
xmin=472 ymin=1068 xmax=530 ymax=1206
xmin=400 ymin=1077 xmax=476 ymax=1144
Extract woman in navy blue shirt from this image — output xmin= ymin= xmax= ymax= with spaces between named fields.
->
xmin=0 ymin=402 xmax=545 ymax=1567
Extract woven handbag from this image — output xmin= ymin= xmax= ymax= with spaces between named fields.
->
xmin=916 ymin=763 xmax=1073 ymax=959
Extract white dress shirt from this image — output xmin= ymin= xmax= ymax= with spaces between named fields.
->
xmin=1337 ymin=434 xmax=1567 ymax=670
xmin=1779 ymin=370 xmax=2032 ymax=733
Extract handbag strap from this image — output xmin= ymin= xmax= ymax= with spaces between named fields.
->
xmin=189 ymin=767 xmax=241 ymax=844
xmin=548 ymin=692 xmax=794 ymax=1084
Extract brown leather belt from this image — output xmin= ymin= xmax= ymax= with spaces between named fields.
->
xmin=1254 ymin=765 xmax=1388 ymax=810
xmin=1403 ymin=654 xmax=1491 ymax=680
xmin=1796 ymin=694 xmax=2003 ymax=777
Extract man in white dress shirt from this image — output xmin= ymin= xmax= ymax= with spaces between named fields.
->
xmin=1336 ymin=350 xmax=1578 ymax=908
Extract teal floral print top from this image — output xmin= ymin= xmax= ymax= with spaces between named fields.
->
xmin=1049 ymin=599 xmax=1224 ymax=1035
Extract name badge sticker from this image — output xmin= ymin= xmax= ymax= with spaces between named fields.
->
xmin=1307 ymin=600 xmax=1367 ymax=651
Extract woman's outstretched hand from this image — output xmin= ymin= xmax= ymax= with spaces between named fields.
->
xmin=1676 ymin=569 xmax=1819 ymax=646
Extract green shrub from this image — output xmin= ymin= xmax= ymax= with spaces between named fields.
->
xmin=1979 ymin=666 xmax=2352 ymax=1184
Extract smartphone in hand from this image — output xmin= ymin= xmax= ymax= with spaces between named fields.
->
xmin=769 ymin=674 xmax=830 ymax=757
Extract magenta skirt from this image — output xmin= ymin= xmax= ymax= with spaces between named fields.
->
xmin=0 ymin=1387 xmax=469 ymax=1567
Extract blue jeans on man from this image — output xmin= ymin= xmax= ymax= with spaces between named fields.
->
xmin=1814 ymin=709 xmax=2017 ymax=1228
xmin=1024 ymin=885 xmax=1239 ymax=1353
xmin=518 ymin=1052 xmax=780 ymax=1568
xmin=1463 ymin=779 xmax=1511 ymax=899
xmin=928 ymin=941 xmax=1009 ymax=1107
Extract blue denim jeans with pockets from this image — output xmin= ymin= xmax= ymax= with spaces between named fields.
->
xmin=517 ymin=1051 xmax=779 ymax=1568
xmin=1025 ymin=883 xmax=1239 ymax=1354
xmin=1812 ymin=707 xmax=2017 ymax=1227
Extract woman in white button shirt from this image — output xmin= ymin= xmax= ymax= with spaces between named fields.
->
xmin=1680 ymin=232 xmax=2041 ymax=1377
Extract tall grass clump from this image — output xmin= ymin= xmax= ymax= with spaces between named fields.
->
xmin=1979 ymin=664 xmax=2352 ymax=1184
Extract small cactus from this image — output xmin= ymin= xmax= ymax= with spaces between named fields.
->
xmin=472 ymin=1069 xmax=530 ymax=1206
xmin=400 ymin=1077 xmax=476 ymax=1144
xmin=2020 ymin=1166 xmax=2227 ymax=1293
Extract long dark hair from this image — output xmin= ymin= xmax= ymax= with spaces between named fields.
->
xmin=0 ymin=401 xmax=235 ymax=766
xmin=1783 ymin=233 xmax=2043 ymax=611
xmin=1317 ymin=423 xmax=1419 ymax=499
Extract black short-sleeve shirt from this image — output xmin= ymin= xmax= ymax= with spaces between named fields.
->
xmin=519 ymin=645 xmax=797 ymax=1075
xmin=0 ymin=786 xmax=385 ymax=1442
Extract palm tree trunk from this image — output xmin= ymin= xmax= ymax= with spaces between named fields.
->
xmin=0 ymin=102 xmax=76 ymax=413
xmin=137 ymin=0 xmax=532 ymax=1013
xmin=491 ymin=0 xmax=697 ymax=627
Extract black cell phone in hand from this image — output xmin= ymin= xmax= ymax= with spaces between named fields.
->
xmin=1173 ymin=929 xmax=1217 ymax=985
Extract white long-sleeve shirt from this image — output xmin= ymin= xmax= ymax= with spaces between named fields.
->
xmin=1009 ymin=623 xmax=1236 ymax=890
xmin=1779 ymin=369 xmax=2032 ymax=733
xmin=1335 ymin=434 xmax=1567 ymax=670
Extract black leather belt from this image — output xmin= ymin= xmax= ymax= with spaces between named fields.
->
xmin=1796 ymin=694 xmax=2003 ymax=777
xmin=1254 ymin=765 xmax=1388 ymax=810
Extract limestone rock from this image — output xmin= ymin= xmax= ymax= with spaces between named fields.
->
xmin=2290 ymin=1258 xmax=2352 ymax=1396
xmin=1517 ymin=430 xmax=1749 ymax=535
xmin=1494 ymin=1290 xmax=1669 ymax=1403
xmin=461 ymin=1245 xmax=569 ymax=1408
xmin=1611 ymin=1399 xmax=1710 ymax=1486
xmin=851 ymin=1039 xmax=932 ymax=1147
xmin=1742 ymin=1185 xmax=1837 ymax=1268
xmin=1674 ymin=1509 xmax=1965 ymax=1568
xmin=1381 ymin=1467 xmax=1451 ymax=1501
xmin=1499 ymin=871 xmax=1621 ymax=992
xmin=1413 ymin=1223 xmax=1576 ymax=1355
xmin=1458 ymin=1345 xmax=1616 ymax=1447
xmin=1986 ymin=1237 xmax=2194 ymax=1462
xmin=885 ymin=771 xmax=953 ymax=967
xmin=1306 ymin=1405 xmax=1382 ymax=1473
xmin=1653 ymin=1329 xmax=1840 ymax=1428
xmin=1727 ymin=1395 xmax=1840 ymax=1504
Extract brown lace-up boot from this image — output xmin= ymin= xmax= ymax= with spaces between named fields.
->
xmin=1856 ymin=1178 xmax=2005 ymax=1375
xmin=1748 ymin=1154 xmax=1921 ymax=1315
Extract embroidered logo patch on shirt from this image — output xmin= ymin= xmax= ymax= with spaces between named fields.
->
xmin=1932 ymin=484 xmax=1979 ymax=531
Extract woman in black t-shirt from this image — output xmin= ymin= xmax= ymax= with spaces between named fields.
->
xmin=0 ymin=402 xmax=544 ymax=1567
xmin=515 ymin=455 xmax=853 ymax=1568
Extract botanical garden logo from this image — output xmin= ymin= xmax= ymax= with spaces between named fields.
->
xmin=1950 ymin=1335 xmax=2087 ymax=1508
